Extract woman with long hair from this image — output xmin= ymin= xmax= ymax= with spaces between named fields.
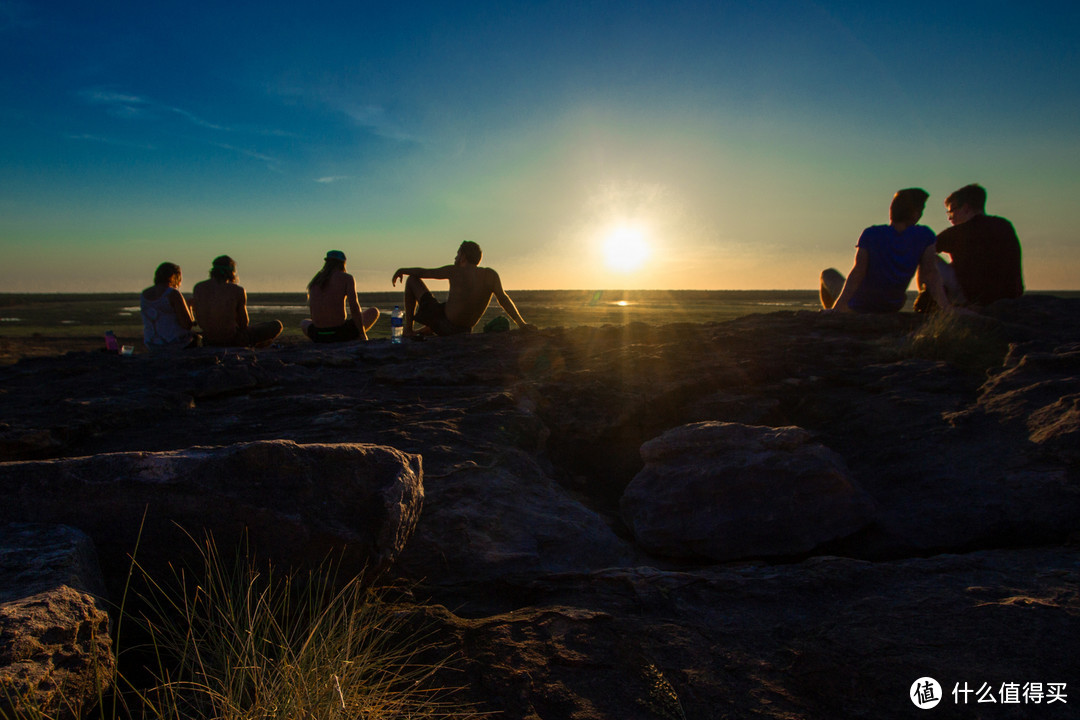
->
xmin=301 ymin=250 xmax=380 ymax=342
xmin=140 ymin=262 xmax=198 ymax=350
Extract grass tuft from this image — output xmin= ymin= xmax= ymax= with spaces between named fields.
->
xmin=4 ymin=529 xmax=481 ymax=720
xmin=901 ymin=311 xmax=1010 ymax=375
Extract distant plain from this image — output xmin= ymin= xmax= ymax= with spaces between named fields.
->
xmin=2 ymin=290 xmax=1077 ymax=364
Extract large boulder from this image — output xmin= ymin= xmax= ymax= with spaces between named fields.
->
xmin=0 ymin=524 xmax=113 ymax=720
xmin=620 ymin=422 xmax=874 ymax=561
xmin=0 ymin=440 xmax=423 ymax=593
xmin=395 ymin=450 xmax=638 ymax=593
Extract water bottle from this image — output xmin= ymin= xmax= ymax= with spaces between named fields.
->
xmin=104 ymin=330 xmax=120 ymax=353
xmin=391 ymin=306 xmax=403 ymax=344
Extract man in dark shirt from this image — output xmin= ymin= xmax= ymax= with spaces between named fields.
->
xmin=921 ymin=184 xmax=1023 ymax=311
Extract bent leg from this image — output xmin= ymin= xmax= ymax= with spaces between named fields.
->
xmin=934 ymin=257 xmax=967 ymax=306
xmin=403 ymin=276 xmax=429 ymax=334
xmin=820 ymin=268 xmax=845 ymax=309
xmin=247 ymin=320 xmax=283 ymax=347
xmin=361 ymin=306 xmax=380 ymax=333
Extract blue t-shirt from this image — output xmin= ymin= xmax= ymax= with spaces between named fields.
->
xmin=849 ymin=224 xmax=936 ymax=313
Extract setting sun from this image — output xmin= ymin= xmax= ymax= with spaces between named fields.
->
xmin=602 ymin=225 xmax=651 ymax=273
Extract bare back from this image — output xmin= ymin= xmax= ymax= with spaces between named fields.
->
xmin=193 ymin=279 xmax=247 ymax=344
xmin=308 ymin=270 xmax=360 ymax=327
xmin=444 ymin=265 xmax=499 ymax=329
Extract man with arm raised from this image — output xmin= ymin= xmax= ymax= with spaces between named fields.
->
xmin=392 ymin=241 xmax=534 ymax=336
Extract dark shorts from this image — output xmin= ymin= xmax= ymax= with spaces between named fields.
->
xmin=305 ymin=321 xmax=361 ymax=343
xmin=205 ymin=321 xmax=284 ymax=347
xmin=414 ymin=292 xmax=470 ymax=336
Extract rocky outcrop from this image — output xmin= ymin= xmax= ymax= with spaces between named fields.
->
xmin=425 ymin=546 xmax=1080 ymax=720
xmin=0 ymin=441 xmax=423 ymax=593
xmin=621 ymin=422 xmax=874 ymax=561
xmin=2 ymin=295 xmax=1080 ymax=719
xmin=0 ymin=524 xmax=113 ymax=720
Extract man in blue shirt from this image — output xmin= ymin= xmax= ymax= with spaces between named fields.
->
xmin=820 ymin=188 xmax=937 ymax=313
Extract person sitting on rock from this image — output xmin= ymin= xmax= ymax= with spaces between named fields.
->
xmin=918 ymin=183 xmax=1024 ymax=312
xmin=301 ymin=250 xmax=380 ymax=342
xmin=140 ymin=262 xmax=199 ymax=351
xmin=820 ymin=188 xmax=937 ymax=313
xmin=391 ymin=240 xmax=534 ymax=336
xmin=192 ymin=255 xmax=283 ymax=348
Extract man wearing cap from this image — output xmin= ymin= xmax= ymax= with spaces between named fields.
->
xmin=820 ymin=188 xmax=938 ymax=313
xmin=192 ymin=255 xmax=283 ymax=347
xmin=301 ymin=250 xmax=380 ymax=342
xmin=392 ymin=240 xmax=533 ymax=336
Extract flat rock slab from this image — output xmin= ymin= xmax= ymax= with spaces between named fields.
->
xmin=0 ymin=524 xmax=113 ymax=720
xmin=0 ymin=440 xmax=423 ymax=594
xmin=425 ymin=547 xmax=1080 ymax=719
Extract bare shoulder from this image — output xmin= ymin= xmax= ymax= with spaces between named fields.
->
xmin=321 ymin=270 xmax=344 ymax=290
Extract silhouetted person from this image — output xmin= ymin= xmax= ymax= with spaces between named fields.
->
xmin=140 ymin=262 xmax=198 ymax=350
xmin=920 ymin=183 xmax=1023 ymax=311
xmin=301 ymin=250 xmax=379 ymax=342
xmin=392 ymin=241 xmax=533 ymax=335
xmin=820 ymin=188 xmax=936 ymax=312
xmin=192 ymin=255 xmax=282 ymax=347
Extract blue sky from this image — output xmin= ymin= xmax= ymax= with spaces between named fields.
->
xmin=2 ymin=1 xmax=1078 ymax=292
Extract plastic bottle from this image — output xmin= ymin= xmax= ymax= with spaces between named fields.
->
xmin=391 ymin=306 xmax=403 ymax=344
xmin=104 ymin=330 xmax=120 ymax=353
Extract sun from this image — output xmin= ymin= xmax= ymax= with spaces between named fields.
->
xmin=602 ymin=224 xmax=651 ymax=273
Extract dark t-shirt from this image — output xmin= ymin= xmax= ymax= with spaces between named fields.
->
xmin=935 ymin=214 xmax=1023 ymax=305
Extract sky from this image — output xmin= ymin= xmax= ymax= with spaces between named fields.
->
xmin=2 ymin=0 xmax=1079 ymax=293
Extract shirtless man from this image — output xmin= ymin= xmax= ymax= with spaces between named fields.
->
xmin=301 ymin=250 xmax=380 ymax=342
xmin=192 ymin=255 xmax=283 ymax=347
xmin=391 ymin=241 xmax=533 ymax=335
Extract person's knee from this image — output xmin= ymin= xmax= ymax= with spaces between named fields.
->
xmin=363 ymin=306 xmax=380 ymax=331
xmin=820 ymin=268 xmax=845 ymax=308
xmin=820 ymin=267 xmax=844 ymax=285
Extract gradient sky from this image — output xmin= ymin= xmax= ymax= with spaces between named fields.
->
xmin=2 ymin=1 xmax=1078 ymax=292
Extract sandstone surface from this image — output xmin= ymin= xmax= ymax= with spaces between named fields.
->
xmin=0 ymin=441 xmax=423 ymax=592
xmin=1 ymin=295 xmax=1079 ymax=718
xmin=621 ymin=422 xmax=875 ymax=561
xmin=0 ymin=524 xmax=113 ymax=720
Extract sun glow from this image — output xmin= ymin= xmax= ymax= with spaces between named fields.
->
xmin=602 ymin=224 xmax=651 ymax=273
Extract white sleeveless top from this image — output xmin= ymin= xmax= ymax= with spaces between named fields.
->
xmin=141 ymin=287 xmax=193 ymax=347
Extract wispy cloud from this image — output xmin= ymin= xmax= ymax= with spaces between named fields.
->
xmin=340 ymin=103 xmax=421 ymax=143
xmin=64 ymin=133 xmax=156 ymax=150
xmin=212 ymin=142 xmax=282 ymax=171
xmin=78 ymin=87 xmax=230 ymax=131
xmin=78 ymin=89 xmax=154 ymax=119
xmin=168 ymin=106 xmax=226 ymax=131
xmin=315 ymin=176 xmax=351 ymax=184
xmin=76 ymin=86 xmax=289 ymax=171
xmin=267 ymin=80 xmax=422 ymax=144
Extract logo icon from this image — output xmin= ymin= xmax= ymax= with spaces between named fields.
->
xmin=911 ymin=677 xmax=942 ymax=709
